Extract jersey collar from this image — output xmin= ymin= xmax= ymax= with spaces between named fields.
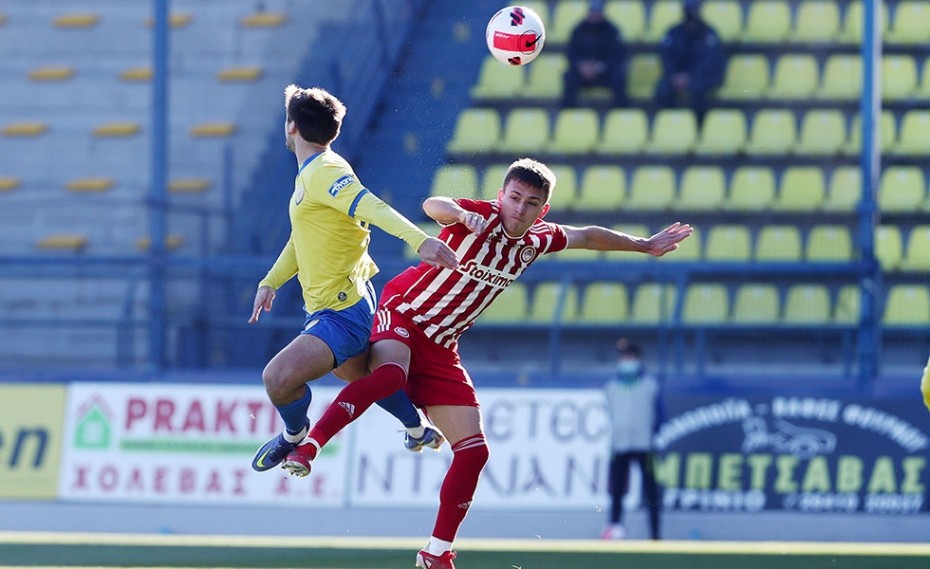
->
xmin=298 ymin=151 xmax=322 ymax=175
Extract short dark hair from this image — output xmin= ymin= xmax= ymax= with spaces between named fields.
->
xmin=616 ymin=337 xmax=642 ymax=358
xmin=502 ymin=158 xmax=556 ymax=201
xmin=284 ymin=84 xmax=346 ymax=146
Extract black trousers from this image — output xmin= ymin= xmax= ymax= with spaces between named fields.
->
xmin=562 ymin=65 xmax=628 ymax=108
xmin=608 ymin=451 xmax=661 ymax=539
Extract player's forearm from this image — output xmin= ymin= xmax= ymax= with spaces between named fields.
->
xmin=423 ymin=197 xmax=465 ymax=225
xmin=577 ymin=226 xmax=648 ymax=252
xmin=258 ymin=238 xmax=298 ymax=290
xmin=354 ymin=193 xmax=429 ymax=252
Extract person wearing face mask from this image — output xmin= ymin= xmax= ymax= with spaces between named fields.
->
xmin=602 ymin=339 xmax=664 ymax=540
xmin=654 ymin=0 xmax=726 ymax=124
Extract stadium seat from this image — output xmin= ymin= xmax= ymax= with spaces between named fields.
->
xmin=189 ymin=122 xmax=236 ymax=137
xmin=66 ymin=178 xmax=115 ymax=193
xmin=597 ymin=108 xmax=648 ymax=155
xmin=2 ymin=122 xmax=48 ymax=137
xmin=169 ymin=178 xmax=211 ymax=194
xmin=878 ymin=167 xmax=925 ymax=213
xmin=718 ymin=55 xmax=770 ymax=100
xmin=480 ymin=282 xmax=529 ymax=323
xmin=833 ymin=285 xmax=860 ymax=324
xmin=755 ymin=225 xmax=802 ymax=261
xmin=744 ymin=109 xmax=796 ymax=156
xmin=774 ymin=166 xmax=825 ymax=212
xmin=806 ymin=225 xmax=853 ymax=262
xmin=523 ymin=54 xmax=568 ymax=100
xmin=645 ymin=109 xmax=697 ymax=154
xmin=875 ymin=224 xmax=903 ymax=271
xmin=913 ymin=57 xmax=930 ymax=100
xmin=676 ymin=166 xmax=725 ymax=211
xmin=480 ymin=164 xmax=509 ymax=199
xmin=547 ymin=164 xmax=578 ymax=211
xmin=701 ymin=0 xmax=743 ymax=42
xmin=883 ymin=285 xmax=930 ymax=325
xmin=611 ymin=223 xmax=652 ymax=262
xmin=882 ymin=55 xmax=918 ymax=100
xmin=782 ymin=284 xmax=831 ymax=325
xmin=768 ymin=55 xmax=819 ymax=99
xmin=53 ymin=13 xmax=99 ymax=28
xmin=144 ymin=12 xmax=193 ymax=28
xmin=430 ymin=164 xmax=478 ymax=199
xmin=546 ymin=108 xmax=600 ymax=154
xmin=643 ymin=0 xmax=682 ymax=42
xmin=447 ymin=108 xmax=501 ymax=154
xmin=528 ymin=283 xmax=579 ymax=323
xmin=886 ymin=1 xmax=930 ymax=44
xmin=37 ymin=234 xmax=88 ymax=252
xmin=901 ymin=225 xmax=930 ymax=271
xmin=627 ymin=166 xmax=675 ymax=210
xmin=120 ymin=66 xmax=152 ymax=82
xmin=743 ymin=0 xmax=791 ymax=43
xmin=216 ymin=67 xmax=263 ymax=82
xmin=627 ymin=54 xmax=662 ymax=100
xmin=732 ymin=284 xmax=780 ymax=324
xmin=605 ymin=0 xmax=646 ymax=41
xmin=682 ymin=283 xmax=729 ymax=324
xmin=520 ymin=1 xmax=550 ymax=26
xmin=823 ymin=167 xmax=860 ymax=212
xmin=136 ymin=235 xmax=185 ymax=251
xmin=28 ymin=66 xmax=75 ymax=82
xmin=817 ymin=55 xmax=861 ymax=100
xmin=838 ymin=1 xmax=889 ymax=44
xmin=548 ymin=0 xmax=589 ymax=45
xmin=579 ymin=282 xmax=629 ymax=324
xmin=496 ymin=108 xmax=549 ymax=154
xmin=845 ymin=110 xmax=896 ymax=155
xmin=470 ymin=56 xmax=524 ymax=100
xmin=240 ymin=12 xmax=288 ymax=27
xmin=727 ymin=166 xmax=775 ymax=211
xmin=92 ymin=122 xmax=141 ymax=138
xmin=695 ymin=109 xmax=746 ymax=155
xmin=0 ymin=177 xmax=21 ymax=192
xmin=795 ymin=110 xmax=846 ymax=156
xmin=705 ymin=224 xmax=751 ymax=261
xmin=576 ymin=166 xmax=626 ymax=211
xmin=890 ymin=111 xmax=930 ymax=156
xmin=629 ymin=283 xmax=678 ymax=324
xmin=790 ymin=0 xmax=841 ymax=42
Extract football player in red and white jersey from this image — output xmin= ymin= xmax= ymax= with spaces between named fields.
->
xmin=283 ymin=157 xmax=692 ymax=569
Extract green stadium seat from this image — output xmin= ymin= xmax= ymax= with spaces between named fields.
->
xmin=629 ymin=283 xmax=678 ymax=324
xmin=645 ymin=109 xmax=697 ymax=154
xmin=676 ymin=166 xmax=725 ymax=211
xmin=755 ymin=225 xmax=803 ymax=261
xmin=705 ymin=224 xmax=751 ymax=261
xmin=795 ymin=110 xmax=846 ymax=156
xmin=783 ymin=284 xmax=831 ymax=325
xmin=528 ymin=283 xmax=579 ymax=323
xmin=727 ymin=166 xmax=776 ymax=211
xmin=775 ymin=166 xmax=826 ymax=212
xmin=913 ymin=57 xmax=930 ymax=100
xmin=597 ymin=108 xmax=648 ymax=155
xmin=701 ymin=0 xmax=743 ymax=42
xmin=768 ymin=55 xmax=819 ymax=99
xmin=682 ymin=283 xmax=729 ymax=324
xmin=470 ymin=56 xmax=524 ymax=100
xmin=628 ymin=166 xmax=675 ymax=210
xmin=53 ymin=13 xmax=99 ymax=28
xmin=576 ymin=166 xmax=626 ymax=211
xmin=806 ymin=225 xmax=853 ymax=262
xmin=547 ymin=164 xmax=578 ymax=212
xmin=882 ymin=55 xmax=917 ymax=100
xmin=823 ymin=167 xmax=860 ymax=212
xmin=579 ymin=282 xmax=629 ymax=324
xmin=480 ymin=164 xmax=509 ymax=199
xmin=875 ymin=224 xmax=903 ymax=271
xmin=743 ymin=0 xmax=791 ymax=43
xmin=628 ymin=54 xmax=662 ymax=100
xmin=548 ymin=0 xmax=588 ymax=45
xmin=446 ymin=108 xmax=500 ymax=154
xmin=546 ymin=108 xmax=599 ymax=155
xmin=496 ymin=108 xmax=549 ymax=154
xmin=883 ymin=285 xmax=930 ymax=325
xmin=695 ymin=109 xmax=746 ymax=155
xmin=524 ymin=53 xmax=567 ymax=100
xmin=833 ymin=285 xmax=860 ymax=324
xmin=878 ymin=167 xmax=925 ymax=213
xmin=430 ymin=164 xmax=478 ymax=199
xmin=732 ymin=284 xmax=780 ymax=324
xmin=890 ymin=111 xmax=930 ymax=156
xmin=886 ymin=1 xmax=930 ymax=44
xmin=791 ymin=0 xmax=841 ymax=42
xmin=901 ymin=225 xmax=930 ymax=271
xmin=643 ymin=0 xmax=682 ymax=42
xmin=718 ymin=55 xmax=770 ymax=100
xmin=745 ymin=109 xmax=796 ymax=156
xmin=817 ymin=55 xmax=862 ymax=100
xmin=480 ymin=282 xmax=528 ymax=323
xmin=838 ymin=1 xmax=889 ymax=44
xmin=845 ymin=110 xmax=896 ymax=155
xmin=605 ymin=0 xmax=647 ymax=41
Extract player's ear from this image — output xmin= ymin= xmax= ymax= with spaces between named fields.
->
xmin=539 ymin=203 xmax=550 ymax=219
xmin=496 ymin=188 xmax=504 ymax=202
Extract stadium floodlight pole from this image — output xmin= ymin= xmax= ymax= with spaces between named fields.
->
xmin=148 ymin=0 xmax=169 ymax=372
xmin=856 ymin=0 xmax=882 ymax=389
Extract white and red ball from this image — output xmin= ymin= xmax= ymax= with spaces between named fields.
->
xmin=485 ymin=6 xmax=546 ymax=66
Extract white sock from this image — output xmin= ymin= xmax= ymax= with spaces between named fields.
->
xmin=426 ymin=537 xmax=453 ymax=556
xmin=407 ymin=425 xmax=426 ymax=439
xmin=283 ymin=424 xmax=308 ymax=443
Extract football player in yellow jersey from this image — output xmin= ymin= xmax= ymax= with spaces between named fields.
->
xmin=249 ymin=85 xmax=458 ymax=472
xmin=922 ymin=355 xmax=930 ymax=413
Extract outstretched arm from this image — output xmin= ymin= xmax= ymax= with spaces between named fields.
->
xmin=563 ymin=222 xmax=693 ymax=257
xmin=423 ymin=197 xmax=488 ymax=234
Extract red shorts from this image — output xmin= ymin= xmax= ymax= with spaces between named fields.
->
xmin=371 ymin=308 xmax=479 ymax=408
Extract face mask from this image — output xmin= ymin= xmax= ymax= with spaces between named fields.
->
xmin=616 ymin=360 xmax=642 ymax=377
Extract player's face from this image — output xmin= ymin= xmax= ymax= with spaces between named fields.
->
xmin=497 ymin=180 xmax=550 ymax=237
xmin=284 ymin=117 xmax=296 ymax=152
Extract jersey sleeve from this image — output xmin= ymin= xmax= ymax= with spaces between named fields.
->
xmin=352 ymin=192 xmax=429 ymax=252
xmin=541 ymin=222 xmax=569 ymax=254
xmin=258 ymin=235 xmax=298 ymax=290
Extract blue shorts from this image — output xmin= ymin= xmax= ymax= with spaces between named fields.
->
xmin=301 ymin=281 xmax=376 ymax=368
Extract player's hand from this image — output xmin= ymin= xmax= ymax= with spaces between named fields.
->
xmin=921 ymin=355 xmax=930 ymax=413
xmin=458 ymin=211 xmax=488 ymax=235
xmin=418 ymin=237 xmax=458 ymax=270
xmin=249 ymin=285 xmax=275 ymax=323
xmin=644 ymin=222 xmax=694 ymax=257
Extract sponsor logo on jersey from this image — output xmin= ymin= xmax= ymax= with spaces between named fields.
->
xmin=293 ymin=181 xmax=305 ymax=205
xmin=338 ymin=401 xmax=356 ymax=418
xmin=328 ymin=175 xmax=354 ymax=197
xmin=457 ymin=259 xmax=515 ymax=288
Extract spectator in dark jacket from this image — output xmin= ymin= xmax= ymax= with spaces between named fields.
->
xmin=562 ymin=0 xmax=628 ymax=108
xmin=654 ymin=0 xmax=725 ymax=122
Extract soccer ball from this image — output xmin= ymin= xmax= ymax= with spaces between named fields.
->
xmin=485 ymin=6 xmax=545 ymax=66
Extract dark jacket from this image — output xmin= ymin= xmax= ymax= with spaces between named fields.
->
xmin=659 ymin=19 xmax=726 ymax=92
xmin=567 ymin=18 xmax=626 ymax=69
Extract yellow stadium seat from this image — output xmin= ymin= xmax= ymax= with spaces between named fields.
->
xmin=528 ymin=283 xmax=579 ymax=323
xmin=53 ymin=13 xmax=99 ymax=28
xmin=0 ymin=177 xmax=21 ymax=192
xmin=806 ymin=225 xmax=853 ymax=261
xmin=845 ymin=110 xmax=896 ymax=155
xmin=605 ymin=0 xmax=646 ymax=41
xmin=579 ymin=282 xmax=629 ymax=324
xmin=189 ymin=122 xmax=235 ymax=137
xmin=875 ymin=224 xmax=903 ymax=270
xmin=817 ymin=55 xmax=861 ymax=100
xmin=576 ymin=166 xmax=626 ymax=211
xmin=447 ymin=108 xmax=500 ymax=154
xmin=496 ymin=108 xmax=549 ymax=154
xmin=901 ymin=225 xmax=930 ymax=271
xmin=92 ymin=122 xmax=141 ymax=138
xmin=168 ymin=178 xmax=212 ymax=193
xmin=755 ymin=225 xmax=802 ymax=261
xmin=644 ymin=0 xmax=682 ymax=42
xmin=795 ymin=110 xmax=846 ymax=156
xmin=823 ymin=167 xmax=860 ymax=212
xmin=838 ymin=1 xmax=889 ymax=44
xmin=833 ymin=285 xmax=860 ymax=324
xmin=705 ymin=224 xmax=751 ymax=261
xmin=136 ymin=234 xmax=185 ymax=251
xmin=610 ymin=223 xmax=651 ymax=263
xmin=430 ymin=165 xmax=478 ymax=199
xmin=241 ymin=12 xmax=288 ymax=27
xmin=646 ymin=109 xmax=697 ymax=154
xmin=547 ymin=164 xmax=578 ymax=211
xmin=629 ymin=283 xmax=678 ymax=324
xmin=28 ymin=66 xmax=75 ymax=81
xmin=744 ymin=109 xmax=796 ymax=156
xmin=743 ymin=0 xmax=791 ymax=43
xmin=548 ymin=0 xmax=589 ymax=45
xmin=768 ymin=55 xmax=819 ymax=99
xmin=628 ymin=166 xmax=675 ymax=210
xmin=701 ymin=0 xmax=743 ymax=42
xmin=683 ymin=283 xmax=729 ymax=324
xmin=791 ymin=1 xmax=841 ymax=42
xmin=727 ymin=166 xmax=776 ymax=211
xmin=66 ymin=177 xmax=114 ymax=193
xmin=676 ymin=166 xmax=725 ymax=211
xmin=120 ymin=66 xmax=152 ymax=82
xmin=470 ymin=56 xmax=524 ymax=100
xmin=480 ymin=282 xmax=528 ymax=323
xmin=775 ymin=166 xmax=826 ymax=212
xmin=883 ymin=55 xmax=917 ymax=100
xmin=2 ymin=122 xmax=48 ymax=137
xmin=216 ymin=66 xmax=263 ymax=82
xmin=628 ymin=54 xmax=662 ymax=100
xmin=913 ymin=57 xmax=930 ymax=100
xmin=718 ymin=55 xmax=770 ymax=100
xmin=0 ymin=14 xmax=6 ymax=27
xmin=891 ymin=111 xmax=930 ymax=156
xmin=732 ymin=284 xmax=780 ymax=324
xmin=37 ymin=234 xmax=88 ymax=252
xmin=886 ymin=1 xmax=930 ymax=44
xmin=480 ymin=164 xmax=509 ymax=199
xmin=597 ymin=108 xmax=648 ymax=155
xmin=521 ymin=1 xmax=550 ymax=25
xmin=695 ymin=109 xmax=746 ymax=155
xmin=884 ymin=285 xmax=930 ymax=325
xmin=878 ymin=167 xmax=925 ymax=213
xmin=145 ymin=12 xmax=193 ymax=28
xmin=524 ymin=54 xmax=567 ymax=100
xmin=546 ymin=108 xmax=599 ymax=154
xmin=783 ymin=284 xmax=831 ymax=325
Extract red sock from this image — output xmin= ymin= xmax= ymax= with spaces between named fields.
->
xmin=307 ymin=363 xmax=407 ymax=450
xmin=432 ymin=433 xmax=490 ymax=542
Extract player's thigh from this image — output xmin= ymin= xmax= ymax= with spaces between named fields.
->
xmin=332 ymin=349 xmax=371 ymax=382
xmin=264 ymin=333 xmax=335 ymax=387
xmin=368 ymin=339 xmax=411 ymax=373
xmin=425 ymin=405 xmax=483 ymax=446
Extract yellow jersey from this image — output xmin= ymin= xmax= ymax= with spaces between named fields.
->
xmin=259 ymin=149 xmax=428 ymax=313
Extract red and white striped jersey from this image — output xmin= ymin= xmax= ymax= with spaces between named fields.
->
xmin=380 ymin=198 xmax=568 ymax=348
